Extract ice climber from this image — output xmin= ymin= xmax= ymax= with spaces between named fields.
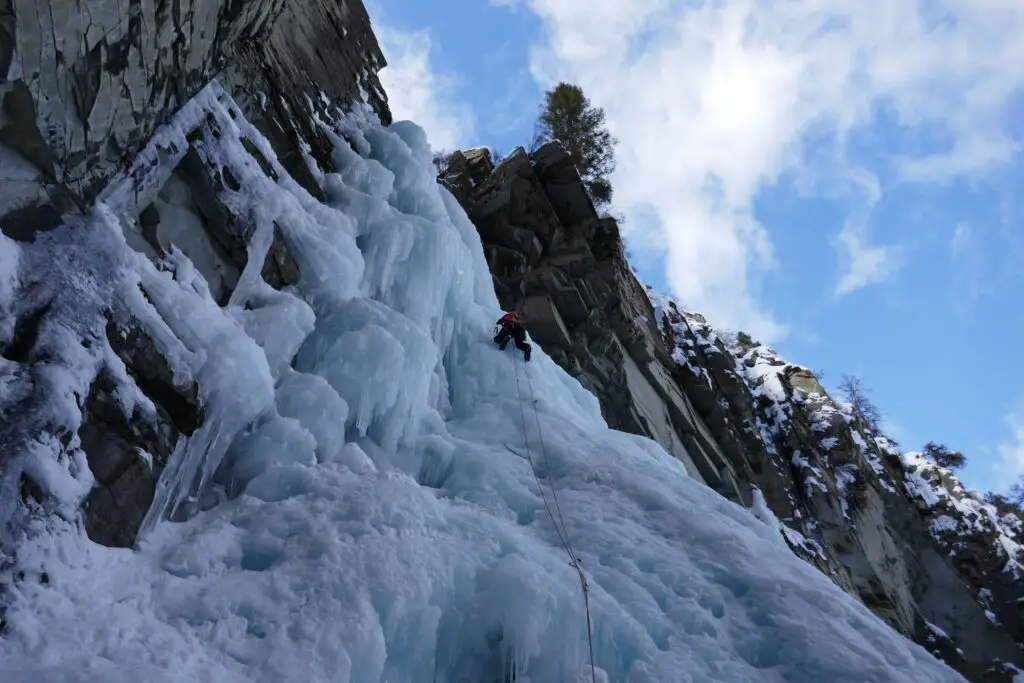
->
xmin=494 ymin=311 xmax=532 ymax=361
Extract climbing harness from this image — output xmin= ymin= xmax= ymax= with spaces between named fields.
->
xmin=509 ymin=348 xmax=599 ymax=683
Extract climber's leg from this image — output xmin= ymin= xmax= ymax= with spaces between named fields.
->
xmin=494 ymin=328 xmax=511 ymax=350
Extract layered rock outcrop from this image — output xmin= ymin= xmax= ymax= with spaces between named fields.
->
xmin=0 ymin=0 xmax=389 ymax=242
xmin=442 ymin=145 xmax=746 ymax=505
xmin=0 ymin=0 xmax=389 ymax=552
xmin=445 ymin=144 xmax=1024 ymax=682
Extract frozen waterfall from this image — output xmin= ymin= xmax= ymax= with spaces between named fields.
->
xmin=0 ymin=83 xmax=964 ymax=683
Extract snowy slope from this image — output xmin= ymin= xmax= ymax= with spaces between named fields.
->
xmin=649 ymin=293 xmax=1024 ymax=676
xmin=901 ymin=450 xmax=1024 ymax=642
xmin=903 ymin=451 xmax=1024 ymax=577
xmin=654 ymin=291 xmax=1024 ymax=580
xmin=0 ymin=83 xmax=964 ymax=682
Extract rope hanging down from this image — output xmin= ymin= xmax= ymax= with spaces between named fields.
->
xmin=510 ymin=349 xmax=598 ymax=683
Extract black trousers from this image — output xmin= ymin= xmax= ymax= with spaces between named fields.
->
xmin=494 ymin=325 xmax=531 ymax=360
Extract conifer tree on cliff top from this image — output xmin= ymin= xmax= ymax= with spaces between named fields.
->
xmin=532 ymin=82 xmax=617 ymax=208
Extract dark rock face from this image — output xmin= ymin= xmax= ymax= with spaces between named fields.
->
xmin=0 ymin=0 xmax=390 ymax=241
xmin=447 ymin=144 xmax=1024 ymax=682
xmin=0 ymin=0 xmax=389 ymax=553
xmin=444 ymin=143 xmax=745 ymax=504
xmin=80 ymin=318 xmax=203 ymax=547
xmin=218 ymin=0 xmax=390 ymax=199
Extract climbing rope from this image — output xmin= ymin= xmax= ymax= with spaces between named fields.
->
xmin=511 ymin=352 xmax=572 ymax=554
xmin=509 ymin=348 xmax=598 ymax=683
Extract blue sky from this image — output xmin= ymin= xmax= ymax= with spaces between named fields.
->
xmin=366 ymin=0 xmax=1024 ymax=494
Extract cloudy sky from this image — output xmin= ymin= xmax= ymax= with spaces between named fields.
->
xmin=365 ymin=0 xmax=1024 ymax=494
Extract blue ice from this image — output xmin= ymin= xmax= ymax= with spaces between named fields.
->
xmin=0 ymin=83 xmax=964 ymax=683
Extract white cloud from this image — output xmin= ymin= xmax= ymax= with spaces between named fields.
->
xmin=512 ymin=0 xmax=1024 ymax=341
xmin=998 ymin=402 xmax=1024 ymax=478
xmin=948 ymin=222 xmax=988 ymax=305
xmin=833 ymin=170 xmax=902 ymax=296
xmin=950 ymin=223 xmax=973 ymax=258
xmin=835 ymin=230 xmax=902 ymax=296
xmin=899 ymin=133 xmax=1022 ymax=186
xmin=375 ymin=24 xmax=475 ymax=152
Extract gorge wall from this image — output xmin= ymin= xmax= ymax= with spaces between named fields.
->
xmin=0 ymin=0 xmax=1020 ymax=680
xmin=442 ymin=145 xmax=1024 ymax=682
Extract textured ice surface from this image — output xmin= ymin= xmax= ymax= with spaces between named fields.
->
xmin=0 ymin=83 xmax=964 ymax=683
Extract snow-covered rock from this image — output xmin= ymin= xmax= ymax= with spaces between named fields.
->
xmin=902 ymin=451 xmax=1024 ymax=644
xmin=652 ymin=302 xmax=1024 ymax=680
xmin=0 ymin=0 xmax=390 ymax=551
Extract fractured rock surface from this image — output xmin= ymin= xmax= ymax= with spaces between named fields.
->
xmin=444 ymin=144 xmax=746 ymax=503
xmin=0 ymin=0 xmax=390 ymax=240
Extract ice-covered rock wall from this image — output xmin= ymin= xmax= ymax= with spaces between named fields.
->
xmin=445 ymin=146 xmax=1024 ymax=682
xmin=0 ymin=72 xmax=967 ymax=683
xmin=0 ymin=0 xmax=389 ymax=550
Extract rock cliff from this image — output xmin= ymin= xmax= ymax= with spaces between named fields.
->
xmin=444 ymin=144 xmax=1024 ymax=682
xmin=0 ymin=0 xmax=389 ymax=553
xmin=0 ymin=0 xmax=389 ymax=241
xmin=442 ymin=145 xmax=746 ymax=506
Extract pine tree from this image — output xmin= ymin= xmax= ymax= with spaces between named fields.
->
xmin=922 ymin=441 xmax=967 ymax=470
xmin=985 ymin=492 xmax=1024 ymax=521
xmin=532 ymin=83 xmax=617 ymax=207
xmin=1010 ymin=481 xmax=1024 ymax=506
xmin=985 ymin=481 xmax=1024 ymax=522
